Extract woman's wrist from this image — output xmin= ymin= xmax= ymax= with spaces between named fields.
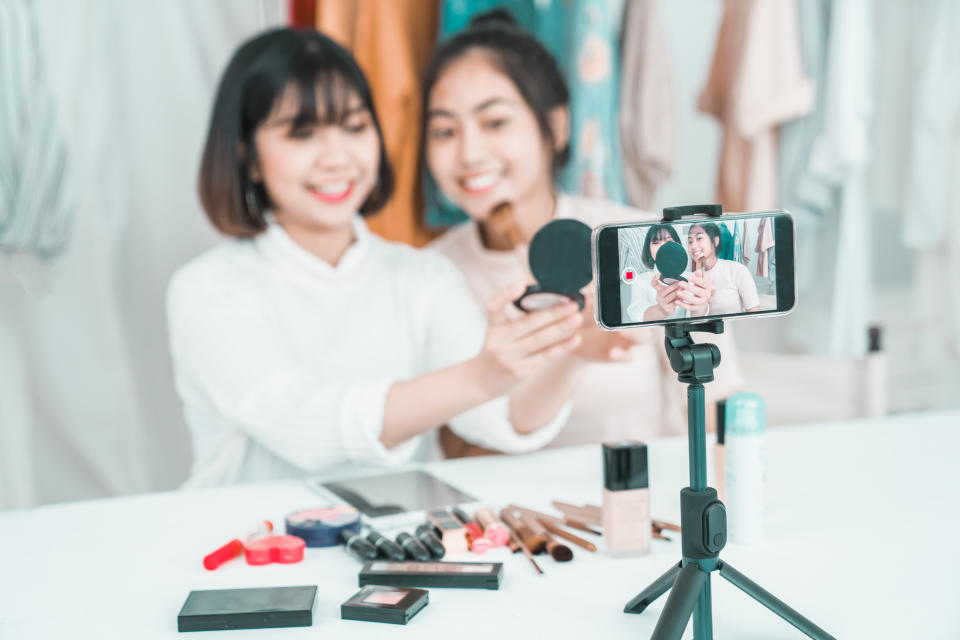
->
xmin=464 ymin=353 xmax=514 ymax=401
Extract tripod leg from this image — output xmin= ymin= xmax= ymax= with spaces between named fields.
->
xmin=651 ymin=563 xmax=708 ymax=640
xmin=624 ymin=562 xmax=682 ymax=614
xmin=692 ymin=572 xmax=713 ymax=639
xmin=718 ymin=562 xmax=837 ymax=640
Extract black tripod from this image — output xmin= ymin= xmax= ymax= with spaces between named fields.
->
xmin=623 ymin=319 xmax=835 ymax=639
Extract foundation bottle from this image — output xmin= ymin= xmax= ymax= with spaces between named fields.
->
xmin=602 ymin=441 xmax=650 ymax=556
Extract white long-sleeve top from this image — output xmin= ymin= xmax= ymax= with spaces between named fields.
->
xmin=167 ymin=216 xmax=568 ymax=487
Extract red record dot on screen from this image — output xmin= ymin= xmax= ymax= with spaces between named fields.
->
xmin=622 ymin=268 xmax=636 ymax=283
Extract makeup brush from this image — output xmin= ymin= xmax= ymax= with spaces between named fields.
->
xmin=538 ymin=519 xmax=597 ymax=552
xmin=506 ymin=504 xmax=602 ymax=536
xmin=499 ymin=508 xmax=546 ymax=554
xmin=653 ymin=519 xmax=681 ymax=533
xmin=552 ymin=501 xmax=603 ymax=526
xmin=482 ymin=202 xmax=522 ymax=250
xmin=521 ymin=513 xmax=571 ymax=561
xmin=498 ymin=514 xmax=543 ymax=574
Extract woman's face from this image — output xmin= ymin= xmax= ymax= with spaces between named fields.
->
xmin=649 ymin=229 xmax=674 ymax=260
xmin=425 ymin=49 xmax=556 ymax=221
xmin=252 ymin=83 xmax=380 ymax=232
xmin=687 ymin=225 xmax=718 ymax=262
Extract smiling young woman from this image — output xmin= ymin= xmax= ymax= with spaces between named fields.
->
xmin=168 ymin=28 xmax=586 ymax=487
xmin=422 ymin=12 xmax=745 ymax=448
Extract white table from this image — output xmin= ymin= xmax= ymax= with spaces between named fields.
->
xmin=2 ymin=411 xmax=959 ymax=639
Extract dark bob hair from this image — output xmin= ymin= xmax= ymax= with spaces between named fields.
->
xmin=198 ymin=28 xmax=393 ymax=237
xmin=641 ymin=224 xmax=682 ymax=269
xmin=420 ymin=10 xmax=571 ymax=176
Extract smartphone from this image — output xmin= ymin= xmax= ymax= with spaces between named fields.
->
xmin=593 ymin=211 xmax=796 ymax=329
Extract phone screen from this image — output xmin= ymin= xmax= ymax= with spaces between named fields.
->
xmin=594 ymin=212 xmax=795 ymax=329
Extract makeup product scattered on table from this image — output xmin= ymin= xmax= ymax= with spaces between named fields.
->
xmin=414 ymin=524 xmax=446 ymax=559
xmin=715 ymin=398 xmax=727 ymax=501
xmin=474 ymin=507 xmax=510 ymax=546
xmin=339 ymin=528 xmax=379 ymax=561
xmin=359 ymin=561 xmax=503 ymax=590
xmin=396 ymin=532 xmax=431 ymax=562
xmin=653 ymin=519 xmax=681 ymax=533
xmin=177 ymin=586 xmax=316 ymax=632
xmin=539 ymin=528 xmax=573 ymax=562
xmin=602 ymin=441 xmax=651 ymax=556
xmin=725 ymin=392 xmax=766 ymax=544
xmin=285 ymin=505 xmax=360 ymax=547
xmin=552 ymin=501 xmax=603 ymax=526
xmin=243 ymin=534 xmax=305 ymax=565
xmin=538 ymin=519 xmax=597 ymax=552
xmin=341 ymin=585 xmax=428 ymax=625
xmin=508 ymin=504 xmax=601 ymax=536
xmin=425 ymin=509 xmax=468 ymax=553
xmin=451 ymin=507 xmax=491 ymax=553
xmin=367 ymin=530 xmax=406 ymax=561
xmin=499 ymin=508 xmax=546 ymax=554
xmin=450 ymin=506 xmax=472 ymax=527
xmin=203 ymin=520 xmax=274 ymax=570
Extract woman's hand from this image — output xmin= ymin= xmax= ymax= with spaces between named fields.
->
xmin=574 ymin=288 xmax=644 ymax=362
xmin=652 ymin=272 xmax=681 ymax=317
xmin=473 ymin=282 xmax=583 ymax=395
xmin=678 ymin=271 xmax=715 ymax=316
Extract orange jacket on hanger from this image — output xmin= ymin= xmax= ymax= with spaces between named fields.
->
xmin=316 ymin=0 xmax=439 ymax=247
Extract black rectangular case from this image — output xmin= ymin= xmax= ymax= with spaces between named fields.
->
xmin=177 ymin=585 xmax=317 ymax=632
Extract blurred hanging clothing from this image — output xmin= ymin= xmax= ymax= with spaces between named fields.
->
xmin=312 ymin=0 xmax=439 ymax=247
xmin=619 ymin=0 xmax=676 ymax=209
xmin=0 ymin=0 xmax=75 ymax=268
xmin=754 ymin=216 xmax=774 ymax=277
xmin=904 ymin=0 xmax=960 ymax=359
xmin=0 ymin=0 xmax=75 ymax=509
xmin=769 ymin=0 xmax=836 ymax=353
xmin=806 ymin=0 xmax=874 ymax=356
xmin=698 ymin=0 xmax=814 ymax=212
xmin=717 ymin=222 xmax=734 ymax=260
xmin=556 ymin=0 xmax=626 ymax=202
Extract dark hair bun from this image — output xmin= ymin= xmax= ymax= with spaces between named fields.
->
xmin=468 ymin=8 xmax=518 ymax=29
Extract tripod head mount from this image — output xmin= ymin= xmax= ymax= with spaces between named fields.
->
xmin=664 ymin=321 xmax=723 ymax=385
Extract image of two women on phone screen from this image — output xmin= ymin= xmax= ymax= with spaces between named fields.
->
xmin=624 ymin=222 xmax=764 ymax=322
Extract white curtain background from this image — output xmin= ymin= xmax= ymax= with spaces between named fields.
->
xmin=1 ymin=0 xmax=957 ymax=509
xmin=0 ymin=0 xmax=286 ymax=508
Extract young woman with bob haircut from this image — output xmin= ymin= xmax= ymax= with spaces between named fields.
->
xmin=168 ymin=28 xmax=583 ymax=486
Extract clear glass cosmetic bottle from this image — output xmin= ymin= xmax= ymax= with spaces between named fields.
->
xmin=602 ymin=441 xmax=650 ymax=556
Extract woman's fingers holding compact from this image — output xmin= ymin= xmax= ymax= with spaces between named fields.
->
xmin=485 ymin=281 xmax=530 ymax=324
xmin=502 ymin=300 xmax=580 ymax=341
xmin=521 ymin=333 xmax=583 ymax=371
xmin=512 ymin=311 xmax=583 ymax=355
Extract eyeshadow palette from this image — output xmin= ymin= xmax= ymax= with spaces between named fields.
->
xmin=358 ymin=560 xmax=503 ymax=590
xmin=341 ymin=585 xmax=428 ymax=625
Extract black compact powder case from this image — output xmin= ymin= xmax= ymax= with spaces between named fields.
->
xmin=514 ymin=218 xmax=593 ymax=312
xmin=359 ymin=560 xmax=503 ymax=590
xmin=341 ymin=585 xmax=428 ymax=625
xmin=177 ymin=585 xmax=316 ymax=632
